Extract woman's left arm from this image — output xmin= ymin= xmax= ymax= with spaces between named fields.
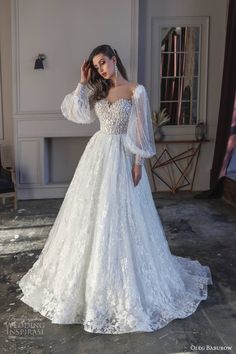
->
xmin=125 ymin=85 xmax=156 ymax=186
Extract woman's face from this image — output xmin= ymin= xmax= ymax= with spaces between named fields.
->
xmin=92 ymin=53 xmax=116 ymax=79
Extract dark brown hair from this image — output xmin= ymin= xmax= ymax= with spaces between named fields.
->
xmin=87 ymin=44 xmax=128 ymax=105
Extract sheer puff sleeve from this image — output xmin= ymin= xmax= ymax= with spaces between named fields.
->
xmin=125 ymin=84 xmax=156 ymax=165
xmin=61 ymin=82 xmax=97 ymax=124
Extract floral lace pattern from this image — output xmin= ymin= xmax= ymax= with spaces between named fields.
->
xmin=18 ymin=88 xmax=213 ymax=334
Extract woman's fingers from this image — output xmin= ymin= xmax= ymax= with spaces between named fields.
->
xmin=134 ymin=175 xmax=140 ymax=186
xmin=87 ymin=67 xmax=91 ymax=80
xmin=132 ymin=166 xmax=141 ymax=186
xmin=80 ymin=59 xmax=91 ymax=83
xmin=132 ymin=169 xmax=135 ymax=185
xmin=81 ymin=59 xmax=86 ymax=69
xmin=81 ymin=59 xmax=89 ymax=71
xmin=80 ymin=59 xmax=91 ymax=82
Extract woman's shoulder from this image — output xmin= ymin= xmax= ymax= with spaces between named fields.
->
xmin=129 ymin=81 xmax=144 ymax=92
xmin=128 ymin=82 xmax=145 ymax=94
xmin=128 ymin=81 xmax=140 ymax=90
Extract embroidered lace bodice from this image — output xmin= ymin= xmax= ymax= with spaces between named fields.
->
xmin=94 ymin=98 xmax=132 ymax=135
xmin=60 ymin=82 xmax=157 ymax=165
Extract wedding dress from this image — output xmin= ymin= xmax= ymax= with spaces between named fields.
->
xmin=17 ymin=82 xmax=213 ymax=334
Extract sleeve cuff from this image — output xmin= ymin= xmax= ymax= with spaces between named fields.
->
xmin=74 ymin=82 xmax=87 ymax=96
xmin=134 ymin=155 xmax=145 ymax=165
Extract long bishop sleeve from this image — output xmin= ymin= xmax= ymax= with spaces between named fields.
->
xmin=61 ymin=82 xmax=97 ymax=124
xmin=125 ymin=85 xmax=156 ymax=165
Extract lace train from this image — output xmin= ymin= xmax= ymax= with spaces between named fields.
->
xmin=18 ymin=129 xmax=213 ymax=334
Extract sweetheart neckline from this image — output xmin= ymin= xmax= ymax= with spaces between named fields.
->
xmin=102 ymin=97 xmax=133 ymax=106
xmin=98 ymin=84 xmax=141 ymax=106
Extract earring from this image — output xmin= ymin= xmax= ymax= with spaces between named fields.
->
xmin=114 ymin=64 xmax=118 ymax=78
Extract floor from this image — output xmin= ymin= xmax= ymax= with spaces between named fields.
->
xmin=0 ymin=192 xmax=235 ymax=354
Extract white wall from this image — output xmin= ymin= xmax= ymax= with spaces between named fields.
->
xmin=14 ymin=0 xmax=138 ymax=114
xmin=12 ymin=0 xmax=139 ymax=199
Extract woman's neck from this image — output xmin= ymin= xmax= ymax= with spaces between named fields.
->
xmin=110 ymin=73 xmax=128 ymax=87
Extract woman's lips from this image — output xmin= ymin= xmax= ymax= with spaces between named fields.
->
xmin=102 ymin=72 xmax=107 ymax=76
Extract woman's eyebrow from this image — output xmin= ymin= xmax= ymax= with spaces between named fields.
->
xmin=94 ymin=58 xmax=104 ymax=67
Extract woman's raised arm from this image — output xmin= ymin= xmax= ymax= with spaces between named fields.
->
xmin=61 ymin=82 xmax=97 ymax=124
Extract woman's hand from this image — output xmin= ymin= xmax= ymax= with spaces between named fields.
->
xmin=80 ymin=59 xmax=91 ymax=84
xmin=132 ymin=164 xmax=142 ymax=187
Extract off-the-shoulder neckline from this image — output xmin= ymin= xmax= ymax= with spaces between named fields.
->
xmin=77 ymin=82 xmax=145 ymax=106
xmin=102 ymin=84 xmax=143 ymax=106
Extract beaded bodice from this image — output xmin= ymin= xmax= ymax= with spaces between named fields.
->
xmin=94 ymin=98 xmax=132 ymax=134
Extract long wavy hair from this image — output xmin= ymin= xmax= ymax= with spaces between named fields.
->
xmin=87 ymin=44 xmax=128 ymax=105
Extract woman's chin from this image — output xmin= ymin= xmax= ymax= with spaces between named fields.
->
xmin=104 ymin=73 xmax=113 ymax=79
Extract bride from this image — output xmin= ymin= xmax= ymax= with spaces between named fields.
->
xmin=17 ymin=44 xmax=213 ymax=334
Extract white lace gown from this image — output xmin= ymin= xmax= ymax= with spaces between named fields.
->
xmin=17 ymin=82 xmax=213 ymax=334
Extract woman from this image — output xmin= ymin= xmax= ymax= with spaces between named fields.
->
xmin=18 ymin=44 xmax=213 ymax=334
